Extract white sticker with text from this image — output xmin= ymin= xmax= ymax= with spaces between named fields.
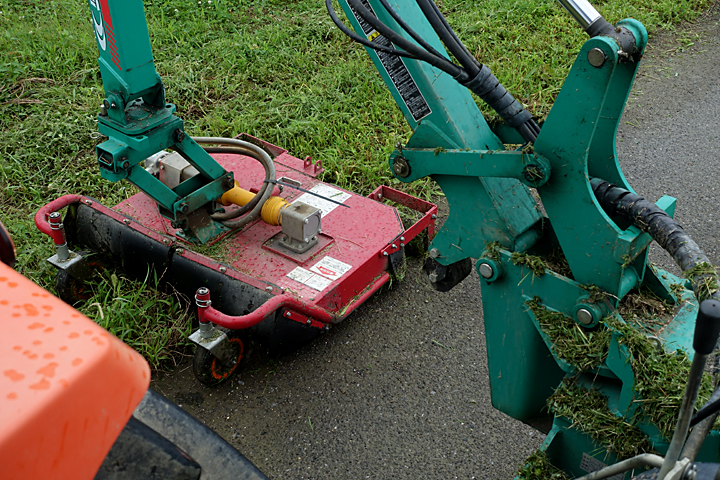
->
xmin=310 ymin=256 xmax=352 ymax=282
xmin=286 ymin=267 xmax=333 ymax=291
xmin=293 ymin=185 xmax=351 ymax=218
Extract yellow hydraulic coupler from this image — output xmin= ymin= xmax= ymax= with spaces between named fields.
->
xmin=220 ymin=181 xmax=289 ymax=226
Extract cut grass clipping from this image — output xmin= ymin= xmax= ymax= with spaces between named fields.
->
xmin=78 ymin=270 xmax=193 ymax=369
xmin=516 ymin=450 xmax=569 ymax=480
xmin=549 ymin=379 xmax=653 ymax=460
xmin=527 ymin=297 xmax=610 ymax=371
xmin=526 ymin=298 xmax=716 ymax=460
xmin=685 ymin=261 xmax=720 ymax=301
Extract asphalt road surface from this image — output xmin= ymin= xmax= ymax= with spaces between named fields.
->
xmin=152 ymin=9 xmax=720 ymax=480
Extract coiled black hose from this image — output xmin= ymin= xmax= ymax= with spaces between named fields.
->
xmin=590 ymin=178 xmax=719 ymax=303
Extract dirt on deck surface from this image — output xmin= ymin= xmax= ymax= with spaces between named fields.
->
xmin=152 ymin=8 xmax=720 ymax=480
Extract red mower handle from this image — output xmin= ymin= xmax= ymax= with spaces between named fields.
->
xmin=34 ymin=194 xmax=83 ymax=239
xmin=195 ymin=287 xmax=338 ymax=329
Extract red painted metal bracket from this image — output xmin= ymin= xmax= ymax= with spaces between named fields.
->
xmin=368 ymin=185 xmax=437 ymax=258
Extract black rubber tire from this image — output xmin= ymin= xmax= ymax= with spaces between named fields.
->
xmin=192 ymin=337 xmax=245 ymax=386
xmin=55 ymin=269 xmax=90 ymax=306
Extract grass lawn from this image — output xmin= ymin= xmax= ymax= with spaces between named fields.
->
xmin=0 ymin=0 xmax=711 ymax=366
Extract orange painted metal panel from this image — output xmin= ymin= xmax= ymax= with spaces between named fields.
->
xmin=0 ymin=263 xmax=150 ymax=479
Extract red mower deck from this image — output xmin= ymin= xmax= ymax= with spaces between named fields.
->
xmin=37 ymin=137 xmax=436 ymax=358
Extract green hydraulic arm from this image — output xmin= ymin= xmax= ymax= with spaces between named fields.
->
xmin=87 ymin=0 xmax=233 ymax=243
xmin=331 ymin=0 xmax=720 ymax=477
xmin=337 ymin=0 xmax=544 ymax=292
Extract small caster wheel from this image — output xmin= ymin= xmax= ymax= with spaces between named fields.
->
xmin=193 ymin=337 xmax=245 ymax=386
xmin=55 ymin=269 xmax=91 ymax=306
xmin=54 ymin=250 xmax=105 ymax=306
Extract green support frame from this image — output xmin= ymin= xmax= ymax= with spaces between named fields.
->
xmin=334 ymin=0 xmax=717 ymax=475
xmin=87 ymin=0 xmax=232 ymax=238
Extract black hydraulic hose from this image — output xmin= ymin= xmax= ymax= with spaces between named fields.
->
xmin=376 ymin=0 xmax=447 ymax=62
xmin=326 ymin=0 xmax=417 ymax=59
xmin=429 ymin=0 xmax=479 ymax=73
xmin=415 ymin=0 xmax=479 ymax=77
xmin=590 ymin=178 xmax=719 ymax=303
xmin=329 ymin=0 xmax=539 ymax=143
xmin=344 ymin=0 xmax=466 ymax=79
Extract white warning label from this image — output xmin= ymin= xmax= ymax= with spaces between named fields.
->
xmin=286 ymin=267 xmax=333 ymax=291
xmin=293 ymin=185 xmax=351 ymax=218
xmin=310 ymin=256 xmax=352 ymax=282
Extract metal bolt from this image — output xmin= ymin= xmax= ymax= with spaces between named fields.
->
xmin=383 ymin=252 xmax=389 ymax=257
xmin=478 ymin=263 xmax=495 ymax=279
xmin=304 ymin=238 xmax=309 ymax=243
xmin=306 ymin=319 xmax=312 ymax=325
xmin=99 ymin=103 xmax=107 ymax=116
xmin=400 ymin=243 xmax=405 ymax=247
xmin=431 ymin=214 xmax=437 ymax=220
xmin=219 ymin=266 xmax=227 ymax=273
xmin=179 ymin=202 xmax=188 ymax=213
xmin=400 ymin=236 xmax=405 ymax=242
xmin=123 ymin=218 xmax=131 ymax=225
xmin=392 ymin=156 xmax=411 ymax=178
xmin=85 ymin=200 xmax=93 ymax=205
xmin=303 ymin=218 xmax=309 ymax=224
xmin=429 ymin=248 xmax=439 ymax=258
xmin=265 ymin=286 xmax=273 ymax=292
xmin=176 ymin=248 xmax=184 ymax=255
xmin=110 ymin=102 xmax=117 ymax=109
xmin=174 ymin=129 xmax=186 ymax=143
xmin=576 ymin=308 xmax=594 ymax=325
xmin=162 ymin=238 xmax=171 ymax=245
xmin=377 ymin=194 xmax=383 ymax=200
xmin=428 ymin=272 xmax=438 ymax=282
xmin=312 ymin=236 xmax=317 ymax=241
xmin=391 ymin=244 xmax=397 ymax=249
xmin=286 ymin=311 xmax=291 ymax=317
xmin=522 ymin=164 xmax=544 ymax=184
xmin=587 ymin=47 xmax=606 ymax=67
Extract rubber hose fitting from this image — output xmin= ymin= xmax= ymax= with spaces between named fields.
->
xmin=261 ymin=196 xmax=290 ymax=226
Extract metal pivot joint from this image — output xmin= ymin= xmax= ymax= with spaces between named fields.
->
xmin=190 ymin=288 xmax=238 ymax=368
xmin=48 ymin=212 xmax=70 ymax=261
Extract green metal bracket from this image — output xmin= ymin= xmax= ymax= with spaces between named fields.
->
xmin=389 ymin=148 xmax=551 ymax=188
xmin=534 ymin=20 xmax=649 ymax=298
